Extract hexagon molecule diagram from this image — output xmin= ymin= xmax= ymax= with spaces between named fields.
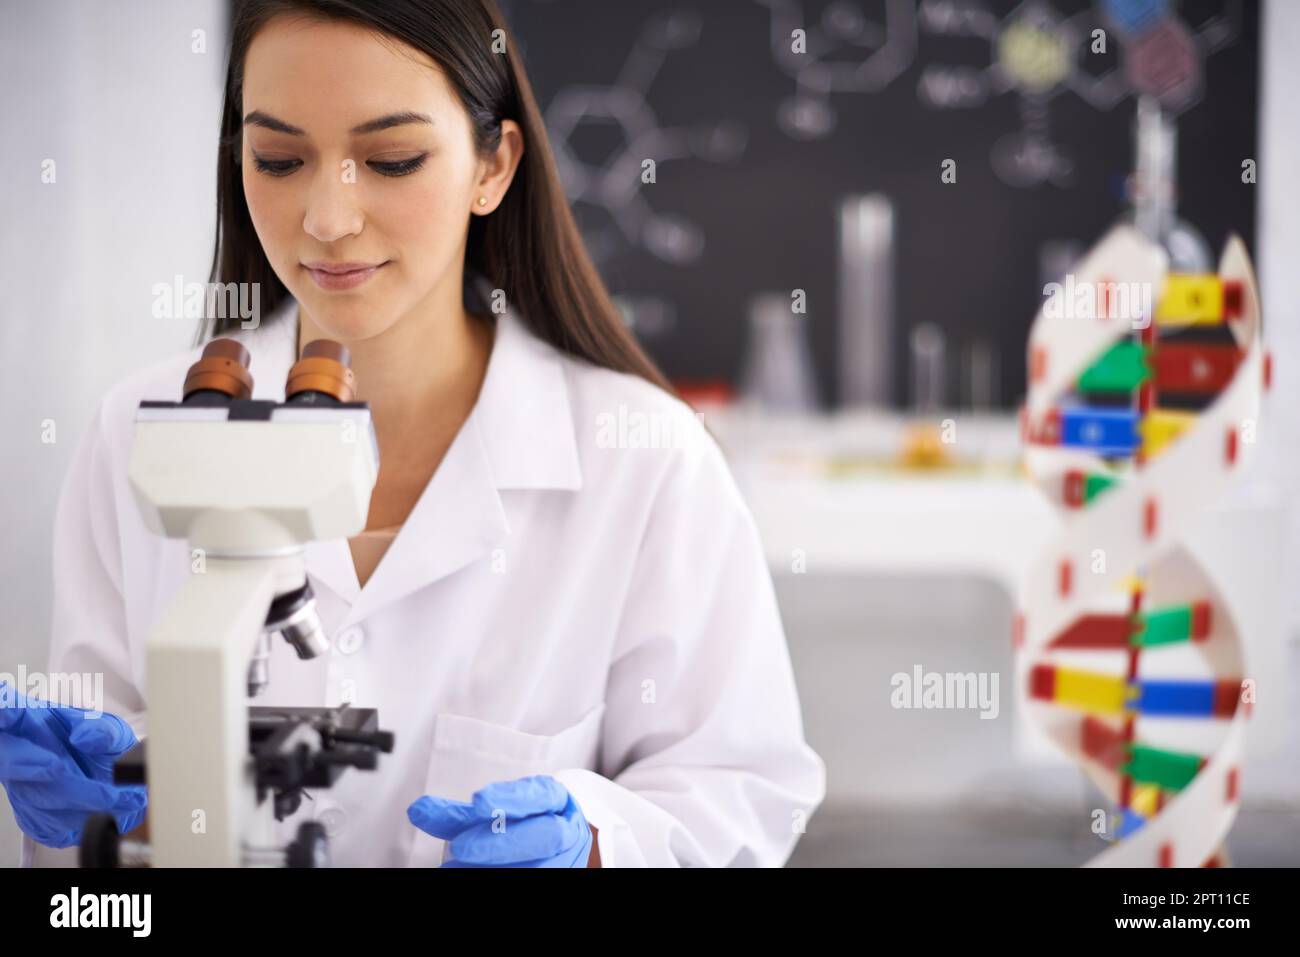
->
xmin=757 ymin=0 xmax=918 ymax=139
xmin=543 ymin=10 xmax=747 ymax=265
xmin=916 ymin=0 xmax=1243 ymax=188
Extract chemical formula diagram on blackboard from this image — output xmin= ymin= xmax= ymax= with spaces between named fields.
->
xmin=542 ymin=10 xmax=748 ymax=266
xmin=915 ymin=0 xmax=1243 ymax=187
xmin=756 ymin=0 xmax=918 ymax=139
xmin=757 ymin=0 xmax=1243 ymax=188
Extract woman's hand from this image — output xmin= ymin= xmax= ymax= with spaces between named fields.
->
xmin=408 ymin=774 xmax=598 ymax=867
xmin=0 ymin=682 xmax=147 ymax=848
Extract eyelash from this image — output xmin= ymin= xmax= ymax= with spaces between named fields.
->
xmin=251 ymin=154 xmax=428 ymax=178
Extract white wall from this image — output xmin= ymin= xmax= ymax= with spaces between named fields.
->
xmin=1257 ymin=0 xmax=1300 ymax=638
xmin=0 ymin=0 xmax=227 ymax=865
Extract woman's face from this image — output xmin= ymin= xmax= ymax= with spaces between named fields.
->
xmin=240 ymin=15 xmax=519 ymax=341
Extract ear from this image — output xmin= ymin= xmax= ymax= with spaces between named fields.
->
xmin=472 ymin=119 xmax=525 ymax=215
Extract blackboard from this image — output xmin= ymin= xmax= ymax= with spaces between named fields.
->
xmin=503 ymin=0 xmax=1259 ymax=409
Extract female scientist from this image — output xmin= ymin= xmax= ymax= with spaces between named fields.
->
xmin=0 ymin=0 xmax=824 ymax=867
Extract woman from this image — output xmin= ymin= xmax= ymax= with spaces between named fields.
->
xmin=5 ymin=0 xmax=824 ymax=867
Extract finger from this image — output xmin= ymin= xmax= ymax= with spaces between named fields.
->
xmin=111 ymin=785 xmax=148 ymax=811
xmin=0 ymin=735 xmax=62 ymax=783
xmin=449 ymin=810 xmax=583 ymax=866
xmin=406 ymin=794 xmax=486 ymax=839
xmin=7 ymin=776 xmax=138 ymax=813
xmin=67 ymin=713 xmax=135 ymax=758
xmin=11 ymin=802 xmax=80 ymax=849
xmin=470 ymin=775 xmax=569 ymax=821
xmin=112 ymin=790 xmax=150 ymax=837
xmin=0 ymin=699 xmax=73 ymax=758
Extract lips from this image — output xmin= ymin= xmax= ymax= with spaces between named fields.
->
xmin=302 ymin=260 xmax=388 ymax=291
xmin=303 ymin=260 xmax=383 ymax=274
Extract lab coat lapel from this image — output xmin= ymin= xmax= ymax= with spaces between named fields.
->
xmin=344 ymin=410 xmax=509 ymax=624
xmin=304 ymin=537 xmax=362 ymax=607
xmin=338 ymin=279 xmax=583 ymax=624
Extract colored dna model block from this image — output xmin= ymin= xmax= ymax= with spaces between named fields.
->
xmin=1016 ymin=225 xmax=1269 ymax=867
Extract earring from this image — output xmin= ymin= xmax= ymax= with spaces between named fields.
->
xmin=477 ymin=196 xmax=488 ymax=208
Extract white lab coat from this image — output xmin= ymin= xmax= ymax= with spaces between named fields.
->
xmin=26 ymin=277 xmax=825 ymax=867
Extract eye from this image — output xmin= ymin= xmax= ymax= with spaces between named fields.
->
xmin=368 ymin=153 xmax=428 ymax=177
xmin=251 ymin=154 xmax=302 ymax=177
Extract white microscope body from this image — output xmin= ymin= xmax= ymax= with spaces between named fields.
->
xmin=106 ymin=338 xmax=381 ymax=867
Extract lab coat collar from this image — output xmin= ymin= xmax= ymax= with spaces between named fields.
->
xmin=245 ymin=273 xmax=583 ymax=622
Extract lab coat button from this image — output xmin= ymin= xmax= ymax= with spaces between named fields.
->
xmin=335 ymin=626 xmax=365 ymax=655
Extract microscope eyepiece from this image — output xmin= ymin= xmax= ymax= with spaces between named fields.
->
xmin=285 ymin=339 xmax=356 ymax=405
xmin=182 ymin=338 xmax=253 ymax=402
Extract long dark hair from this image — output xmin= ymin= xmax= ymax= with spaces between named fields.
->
xmin=198 ymin=0 xmax=674 ymax=396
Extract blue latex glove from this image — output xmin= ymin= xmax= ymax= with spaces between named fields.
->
xmin=0 ymin=682 xmax=147 ymax=848
xmin=408 ymin=775 xmax=593 ymax=867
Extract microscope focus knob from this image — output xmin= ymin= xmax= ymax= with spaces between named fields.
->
xmin=285 ymin=339 xmax=356 ymax=404
xmin=182 ymin=338 xmax=253 ymax=401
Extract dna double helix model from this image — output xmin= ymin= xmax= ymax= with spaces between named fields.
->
xmin=1016 ymin=225 xmax=1270 ymax=867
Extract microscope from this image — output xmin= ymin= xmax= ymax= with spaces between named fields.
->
xmin=80 ymin=335 xmax=393 ymax=867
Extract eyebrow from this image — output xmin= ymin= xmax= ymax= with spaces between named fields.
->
xmin=242 ymin=110 xmax=434 ymax=136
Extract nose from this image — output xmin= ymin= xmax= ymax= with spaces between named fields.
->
xmin=302 ymin=161 xmax=364 ymax=243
